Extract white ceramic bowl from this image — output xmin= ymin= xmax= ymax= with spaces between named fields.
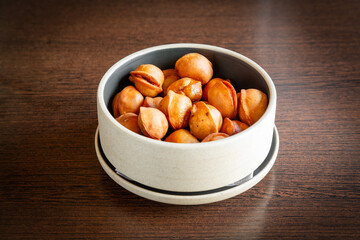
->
xmin=97 ymin=43 xmax=277 ymax=192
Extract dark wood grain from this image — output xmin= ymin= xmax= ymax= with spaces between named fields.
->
xmin=1 ymin=0 xmax=359 ymax=239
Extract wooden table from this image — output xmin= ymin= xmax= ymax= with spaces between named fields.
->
xmin=1 ymin=0 xmax=359 ymax=239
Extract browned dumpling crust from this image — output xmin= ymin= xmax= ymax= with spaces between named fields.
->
xmin=189 ymin=101 xmax=223 ymax=141
xmin=202 ymin=133 xmax=229 ymax=142
xmin=116 ymin=113 xmax=141 ymax=134
xmin=143 ymin=96 xmax=163 ymax=110
xmin=138 ymin=107 xmax=168 ymax=139
xmin=175 ymin=53 xmax=213 ymax=85
xmin=160 ymin=90 xmax=192 ymax=130
xmin=238 ymin=89 xmax=268 ymax=125
xmin=208 ymin=80 xmax=237 ymax=119
xmin=162 ymin=69 xmax=180 ymax=95
xmin=166 ymin=77 xmax=202 ymax=102
xmin=130 ymin=64 xmax=164 ymax=97
xmin=220 ymin=117 xmax=249 ymax=136
xmin=112 ymin=86 xmax=144 ymax=118
xmin=165 ymin=129 xmax=199 ymax=143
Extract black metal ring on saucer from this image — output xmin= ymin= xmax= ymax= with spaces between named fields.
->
xmin=98 ymin=128 xmax=276 ymax=196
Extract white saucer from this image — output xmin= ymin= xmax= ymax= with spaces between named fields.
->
xmin=95 ymin=126 xmax=279 ymax=205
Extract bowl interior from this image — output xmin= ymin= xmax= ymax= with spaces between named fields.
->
xmin=103 ymin=46 xmax=270 ymax=115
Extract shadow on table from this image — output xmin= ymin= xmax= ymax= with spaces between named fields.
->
xmin=99 ymin=167 xmax=276 ymax=238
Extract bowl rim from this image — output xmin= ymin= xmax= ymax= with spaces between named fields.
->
xmin=97 ymin=43 xmax=277 ymax=149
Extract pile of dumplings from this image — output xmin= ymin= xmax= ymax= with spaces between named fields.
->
xmin=112 ymin=53 xmax=268 ymax=143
